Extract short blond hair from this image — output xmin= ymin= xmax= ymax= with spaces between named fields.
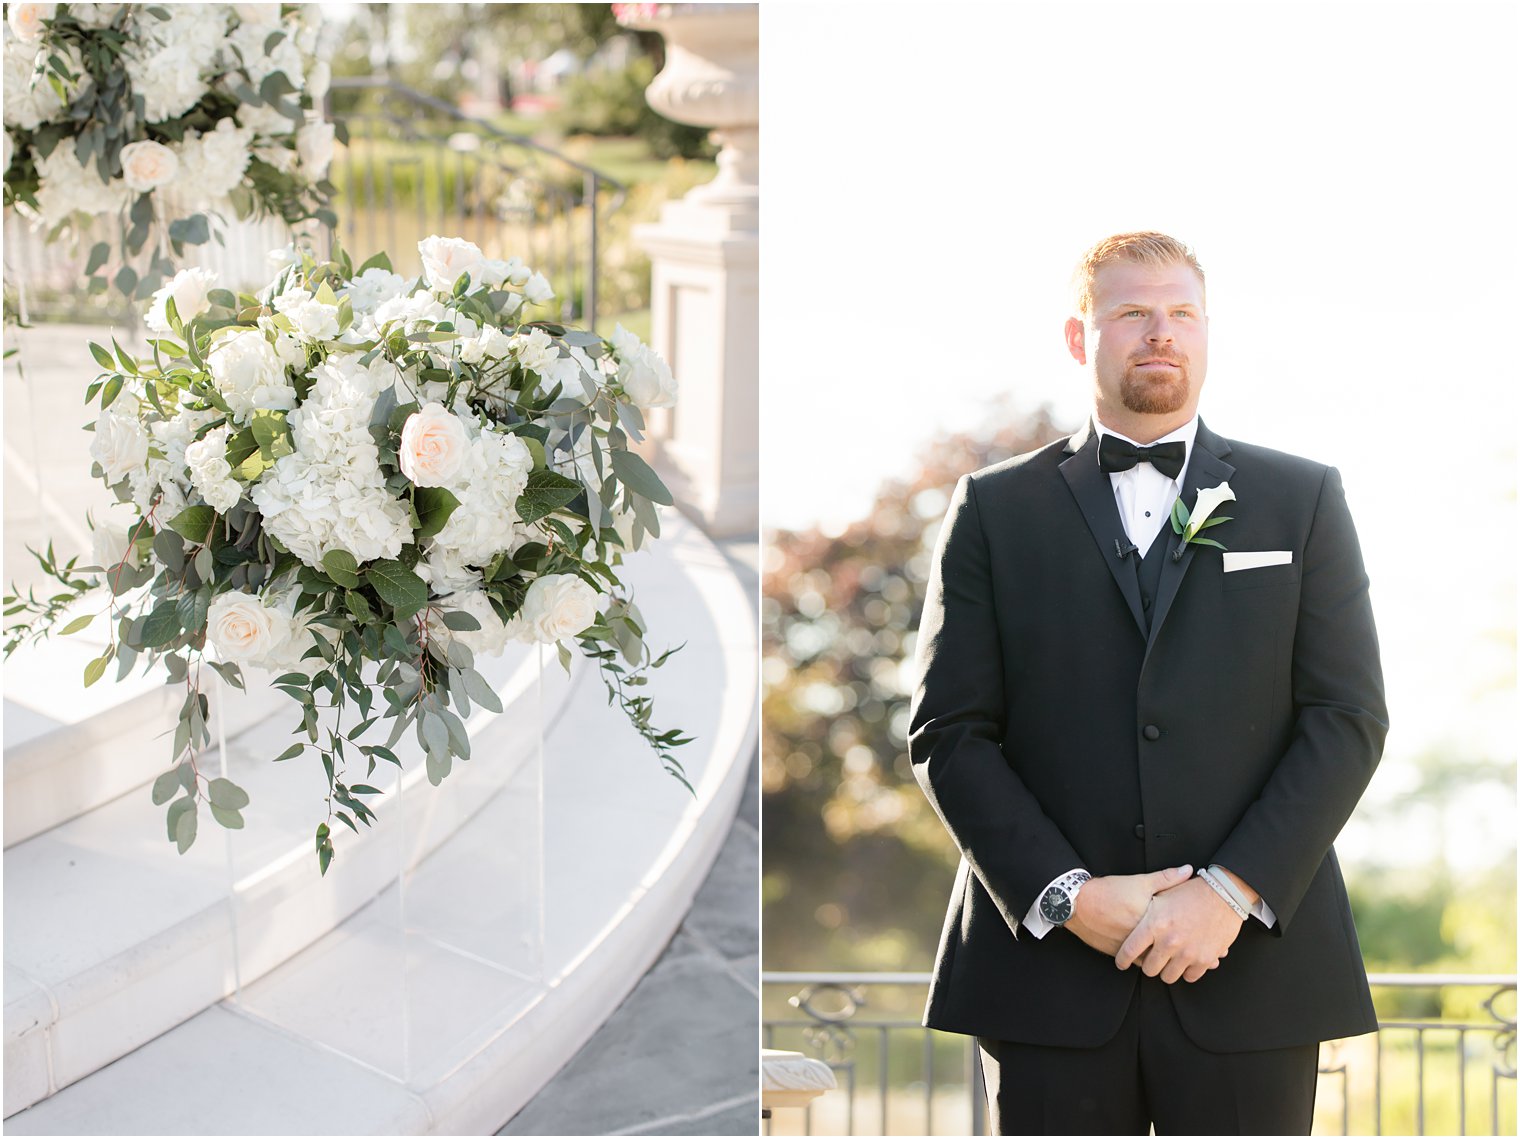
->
xmin=1073 ymin=232 xmax=1205 ymax=317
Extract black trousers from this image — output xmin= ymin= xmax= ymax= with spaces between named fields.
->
xmin=976 ymin=977 xmax=1319 ymax=1135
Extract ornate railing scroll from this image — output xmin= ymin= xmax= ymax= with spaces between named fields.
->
xmin=762 ymin=972 xmax=1517 ymax=1137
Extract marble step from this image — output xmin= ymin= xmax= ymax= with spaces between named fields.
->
xmin=4 ymin=614 xmax=290 ymax=847
xmin=3 ymin=516 xmax=758 ymax=1134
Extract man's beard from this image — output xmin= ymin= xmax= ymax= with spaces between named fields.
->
xmin=1120 ymin=358 xmax=1190 ymax=415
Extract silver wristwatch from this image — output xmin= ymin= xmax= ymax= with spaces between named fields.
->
xmin=1038 ymin=870 xmax=1092 ymax=926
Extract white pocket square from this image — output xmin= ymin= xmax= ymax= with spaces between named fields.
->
xmin=1222 ymin=550 xmax=1293 ymax=572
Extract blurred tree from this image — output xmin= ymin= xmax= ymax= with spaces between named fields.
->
xmin=762 ymin=401 xmax=1066 ymax=970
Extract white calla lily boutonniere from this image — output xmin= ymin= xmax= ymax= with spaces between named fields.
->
xmin=1170 ymin=481 xmax=1236 ymax=561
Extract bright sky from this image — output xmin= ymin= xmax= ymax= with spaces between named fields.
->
xmin=761 ymin=1 xmax=1518 ymax=869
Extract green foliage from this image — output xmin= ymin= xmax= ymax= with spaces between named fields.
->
xmin=5 ymin=238 xmax=691 ymax=869
xmin=554 ymin=56 xmax=714 ymax=161
xmin=763 ymin=404 xmax=1067 ymax=969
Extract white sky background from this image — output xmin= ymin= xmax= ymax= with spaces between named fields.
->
xmin=760 ymin=1 xmax=1518 ymax=870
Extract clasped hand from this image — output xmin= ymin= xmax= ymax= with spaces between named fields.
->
xmin=1065 ymin=865 xmax=1244 ymax=984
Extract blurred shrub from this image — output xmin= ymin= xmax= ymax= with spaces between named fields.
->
xmin=555 ymin=57 xmax=715 ymax=160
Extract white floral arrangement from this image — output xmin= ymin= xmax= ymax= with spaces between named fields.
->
xmin=2 ymin=2 xmax=337 ymax=298
xmin=5 ymin=235 xmax=688 ymax=873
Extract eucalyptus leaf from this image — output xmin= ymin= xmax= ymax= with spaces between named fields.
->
xmin=208 ymin=778 xmax=250 ymax=810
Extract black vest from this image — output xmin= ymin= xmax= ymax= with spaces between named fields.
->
xmin=1134 ymin=525 xmax=1176 ymax=633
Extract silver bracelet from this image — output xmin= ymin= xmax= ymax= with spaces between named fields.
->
xmin=1207 ymin=864 xmax=1254 ymax=912
xmin=1197 ymin=868 xmax=1249 ymax=920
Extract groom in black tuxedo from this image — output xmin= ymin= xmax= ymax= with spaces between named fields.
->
xmin=909 ymin=232 xmax=1387 ymax=1135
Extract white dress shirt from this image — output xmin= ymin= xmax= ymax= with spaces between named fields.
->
xmin=1020 ymin=417 xmax=1276 ymax=938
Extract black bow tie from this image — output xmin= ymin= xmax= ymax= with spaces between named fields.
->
xmin=1097 ymin=434 xmax=1187 ymax=480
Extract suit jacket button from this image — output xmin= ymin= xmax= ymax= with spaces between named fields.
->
xmin=1143 ymin=724 xmax=1161 ymax=741
xmin=1133 ymin=824 xmax=1146 ymax=839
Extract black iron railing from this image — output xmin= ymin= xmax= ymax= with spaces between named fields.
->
xmin=762 ymin=971 xmax=1516 ymax=1136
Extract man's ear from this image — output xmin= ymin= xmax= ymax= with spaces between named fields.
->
xmin=1064 ymin=317 xmax=1087 ymax=365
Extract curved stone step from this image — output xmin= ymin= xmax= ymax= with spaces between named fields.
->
xmin=3 ymin=627 xmax=576 ymax=1116
xmin=4 ymin=619 xmax=291 ymax=847
xmin=3 ymin=515 xmax=757 ymax=1134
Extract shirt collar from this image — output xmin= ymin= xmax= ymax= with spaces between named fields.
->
xmin=1093 ymin=416 xmax=1199 ymax=483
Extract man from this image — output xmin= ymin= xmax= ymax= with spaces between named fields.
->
xmin=909 ymin=232 xmax=1387 ymax=1135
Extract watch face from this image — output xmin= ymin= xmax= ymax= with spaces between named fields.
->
xmin=1040 ymin=887 xmax=1072 ymax=925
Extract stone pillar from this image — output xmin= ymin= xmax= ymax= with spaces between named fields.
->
xmin=622 ymin=3 xmax=758 ymax=538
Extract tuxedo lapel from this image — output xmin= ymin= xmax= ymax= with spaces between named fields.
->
xmin=1058 ymin=422 xmax=1147 ymax=636
xmin=1147 ymin=420 xmax=1235 ymax=649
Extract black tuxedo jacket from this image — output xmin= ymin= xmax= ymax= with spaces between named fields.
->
xmin=909 ymin=419 xmax=1387 ymax=1052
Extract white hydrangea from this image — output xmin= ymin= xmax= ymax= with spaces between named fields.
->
xmin=225 ymin=16 xmax=305 ymax=90
xmin=372 ymin=289 xmax=447 ymax=335
xmin=146 ymin=267 xmax=218 ymax=334
xmin=124 ymin=27 xmax=214 ymax=124
xmin=68 ymin=4 xmax=122 ymax=29
xmin=416 ymin=548 xmax=483 ymax=598
xmin=3 ymin=39 xmax=65 ymax=129
xmin=32 ymin=143 xmax=125 ymax=225
xmin=422 ymin=588 xmax=512 ymax=658
xmin=151 ymin=405 xmax=220 ymax=472
xmin=272 ymin=286 xmax=340 ymax=342
xmin=459 ymin=325 xmax=513 ymax=365
xmin=236 ymin=100 xmax=295 ymax=138
xmin=184 ymin=426 xmax=242 ymax=513
xmin=427 ymin=425 xmax=534 ymax=568
xmin=341 ymin=267 xmax=409 ymax=314
xmin=251 ymin=358 xmax=412 ymax=568
xmin=295 ymin=118 xmax=333 ymax=180
xmin=172 ymin=118 xmax=254 ymax=201
xmin=207 ymin=329 xmax=296 ymax=422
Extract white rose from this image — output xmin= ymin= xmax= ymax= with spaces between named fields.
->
xmin=522 ymin=272 xmax=554 ymax=305
xmin=400 ymin=402 xmax=471 ymax=487
xmin=295 ymin=118 xmax=334 ymax=180
xmin=611 ymin=325 xmax=678 ymax=409
xmin=207 ymin=591 xmax=291 ymax=666
xmin=511 ymin=574 xmax=599 ymax=645
xmin=89 ymin=515 xmax=139 ymax=573
xmin=501 ymin=256 xmax=531 ymax=287
xmin=146 ymin=267 xmax=218 ymax=334
xmin=511 ymin=327 xmax=559 ymax=375
xmin=7 ymin=3 xmax=55 ymax=42
xmin=90 ymin=406 xmax=149 ymax=484
xmin=208 ymin=330 xmax=297 ymax=421
xmin=118 ymin=139 xmax=178 ymax=191
xmin=418 ymin=235 xmax=485 ymax=295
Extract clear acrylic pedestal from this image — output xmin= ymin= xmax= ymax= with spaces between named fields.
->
xmin=218 ymin=643 xmax=547 ymax=1088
